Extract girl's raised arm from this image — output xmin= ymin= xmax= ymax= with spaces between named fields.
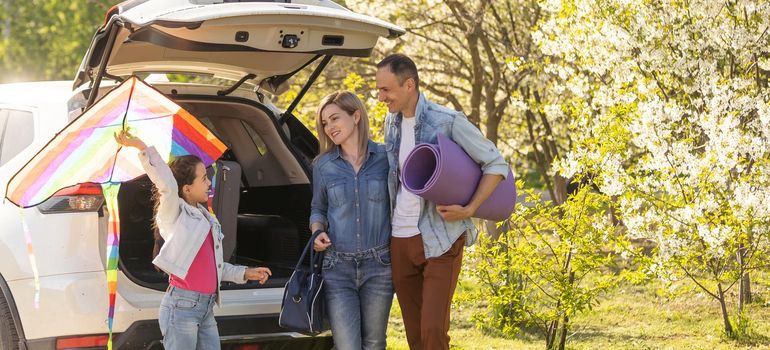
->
xmin=114 ymin=131 xmax=181 ymax=238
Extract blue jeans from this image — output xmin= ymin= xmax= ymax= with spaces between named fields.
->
xmin=159 ymin=286 xmax=220 ymax=350
xmin=323 ymin=244 xmax=394 ymax=350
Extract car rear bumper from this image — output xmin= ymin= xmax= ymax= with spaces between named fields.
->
xmin=24 ymin=313 xmax=332 ymax=350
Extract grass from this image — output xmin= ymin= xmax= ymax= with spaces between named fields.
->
xmin=384 ymin=279 xmax=770 ymax=349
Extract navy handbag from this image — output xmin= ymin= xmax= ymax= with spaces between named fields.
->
xmin=278 ymin=230 xmax=326 ymax=333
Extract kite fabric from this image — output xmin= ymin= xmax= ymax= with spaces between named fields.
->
xmin=4 ymin=76 xmax=228 ymax=349
xmin=401 ymin=133 xmax=516 ymax=222
xmin=5 ymin=75 xmax=227 ymax=208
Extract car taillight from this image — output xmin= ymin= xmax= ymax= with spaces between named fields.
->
xmin=38 ymin=183 xmax=104 ymax=214
xmin=56 ymin=335 xmax=109 ymax=349
xmin=234 ymin=344 xmax=263 ymax=350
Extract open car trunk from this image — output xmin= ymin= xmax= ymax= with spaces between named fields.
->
xmin=77 ymin=0 xmax=405 ymax=292
xmin=116 ymin=96 xmax=315 ymax=291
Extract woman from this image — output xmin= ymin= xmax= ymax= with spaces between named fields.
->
xmin=309 ymin=91 xmax=393 ymax=350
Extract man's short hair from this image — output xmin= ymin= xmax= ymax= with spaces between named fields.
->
xmin=377 ymin=54 xmax=420 ymax=89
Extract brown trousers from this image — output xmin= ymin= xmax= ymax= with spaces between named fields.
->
xmin=391 ymin=234 xmax=465 ymax=350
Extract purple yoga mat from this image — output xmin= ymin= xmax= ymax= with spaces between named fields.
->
xmin=401 ymin=133 xmax=516 ymax=221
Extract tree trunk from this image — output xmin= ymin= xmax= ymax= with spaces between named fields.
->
xmin=608 ymin=195 xmax=621 ymax=226
xmin=546 ymin=319 xmax=559 ymax=349
xmin=486 ymin=111 xmax=502 ymax=146
xmin=741 ymin=273 xmax=752 ymax=305
xmin=737 ymin=244 xmax=748 ymax=311
xmin=549 ymin=247 xmax=575 ymax=350
xmin=552 ymin=174 xmax=568 ymax=205
xmin=483 ymin=220 xmax=509 ymax=241
xmin=737 ymin=237 xmax=752 ymax=308
xmin=2 ymin=0 xmax=11 ymax=40
xmin=557 ymin=313 xmax=569 ymax=350
xmin=557 ymin=269 xmax=575 ymax=350
xmin=717 ymin=283 xmax=734 ymax=337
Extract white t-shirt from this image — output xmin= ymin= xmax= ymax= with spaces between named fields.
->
xmin=392 ymin=116 xmax=421 ymax=238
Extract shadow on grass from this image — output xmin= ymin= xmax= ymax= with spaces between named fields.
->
xmin=472 ymin=322 xmax=547 ymax=344
xmin=468 ymin=319 xmax=770 ymax=348
xmin=564 ymin=325 xmax=770 ymax=347
xmin=729 ymin=332 xmax=770 ymax=347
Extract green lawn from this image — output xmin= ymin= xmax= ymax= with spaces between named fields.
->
xmin=385 ymin=280 xmax=770 ymax=349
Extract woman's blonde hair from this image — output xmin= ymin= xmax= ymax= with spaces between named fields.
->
xmin=315 ymin=91 xmax=370 ymax=158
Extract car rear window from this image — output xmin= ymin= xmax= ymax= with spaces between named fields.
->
xmin=240 ymin=120 xmax=268 ymax=156
xmin=199 ymin=116 xmax=268 ymax=157
xmin=0 ymin=108 xmax=34 ymax=166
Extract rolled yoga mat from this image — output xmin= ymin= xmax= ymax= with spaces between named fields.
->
xmin=401 ymin=133 xmax=516 ymax=221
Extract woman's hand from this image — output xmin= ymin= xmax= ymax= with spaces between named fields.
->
xmin=313 ymin=232 xmax=332 ymax=252
xmin=244 ymin=267 xmax=272 ymax=284
xmin=114 ymin=129 xmax=148 ymax=150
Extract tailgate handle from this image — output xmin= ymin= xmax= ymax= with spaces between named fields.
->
xmin=322 ymin=35 xmax=344 ymax=46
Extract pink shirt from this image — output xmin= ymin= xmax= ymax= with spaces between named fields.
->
xmin=170 ymin=229 xmax=218 ymax=294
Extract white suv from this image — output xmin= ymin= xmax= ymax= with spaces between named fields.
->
xmin=0 ymin=1 xmax=403 ymax=349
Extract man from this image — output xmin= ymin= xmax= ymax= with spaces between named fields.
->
xmin=376 ymin=54 xmax=509 ymax=350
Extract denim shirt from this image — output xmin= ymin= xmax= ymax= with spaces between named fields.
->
xmin=309 ymin=140 xmax=391 ymax=253
xmin=384 ymin=93 xmax=510 ymax=258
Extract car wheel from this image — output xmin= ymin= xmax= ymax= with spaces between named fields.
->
xmin=0 ymin=293 xmax=19 ymax=350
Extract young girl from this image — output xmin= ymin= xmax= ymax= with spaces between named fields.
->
xmin=114 ymin=130 xmax=271 ymax=350
xmin=309 ymin=91 xmax=393 ymax=350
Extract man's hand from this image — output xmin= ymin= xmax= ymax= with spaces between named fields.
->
xmin=313 ymin=232 xmax=332 ymax=252
xmin=436 ymin=204 xmax=476 ymax=222
xmin=244 ymin=267 xmax=272 ymax=284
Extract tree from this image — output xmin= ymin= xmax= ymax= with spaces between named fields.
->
xmin=0 ymin=0 xmax=113 ymax=83
xmin=540 ymin=0 xmax=770 ymax=337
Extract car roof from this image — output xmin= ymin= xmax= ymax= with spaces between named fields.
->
xmin=0 ymin=81 xmax=72 ymax=109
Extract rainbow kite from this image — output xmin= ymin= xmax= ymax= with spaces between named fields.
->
xmin=5 ymin=76 xmax=227 ymax=349
xmin=6 ymin=76 xmax=227 ymax=207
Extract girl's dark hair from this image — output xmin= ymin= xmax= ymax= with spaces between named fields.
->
xmin=151 ymin=155 xmax=204 ymax=230
xmin=168 ymin=155 xmax=204 ymax=198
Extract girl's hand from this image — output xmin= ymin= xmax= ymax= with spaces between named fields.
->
xmin=114 ymin=129 xmax=147 ymax=150
xmin=245 ymin=267 xmax=272 ymax=284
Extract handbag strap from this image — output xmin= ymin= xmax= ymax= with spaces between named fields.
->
xmin=295 ymin=230 xmax=325 ymax=271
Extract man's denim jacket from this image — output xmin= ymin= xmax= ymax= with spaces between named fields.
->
xmin=384 ymin=93 xmax=510 ymax=258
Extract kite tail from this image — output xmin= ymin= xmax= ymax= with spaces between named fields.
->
xmin=19 ymin=208 xmax=40 ymax=309
xmin=101 ymin=183 xmax=121 ymax=350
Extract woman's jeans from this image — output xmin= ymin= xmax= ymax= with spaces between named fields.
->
xmin=323 ymin=244 xmax=394 ymax=350
xmin=159 ymin=286 xmax=220 ymax=350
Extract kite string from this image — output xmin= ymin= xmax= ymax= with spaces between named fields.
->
xmin=121 ymin=76 xmax=137 ymax=132
xmin=108 ymin=78 xmax=137 ymax=184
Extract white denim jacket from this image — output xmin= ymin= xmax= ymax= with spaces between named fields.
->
xmin=139 ymin=146 xmax=247 ymax=304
